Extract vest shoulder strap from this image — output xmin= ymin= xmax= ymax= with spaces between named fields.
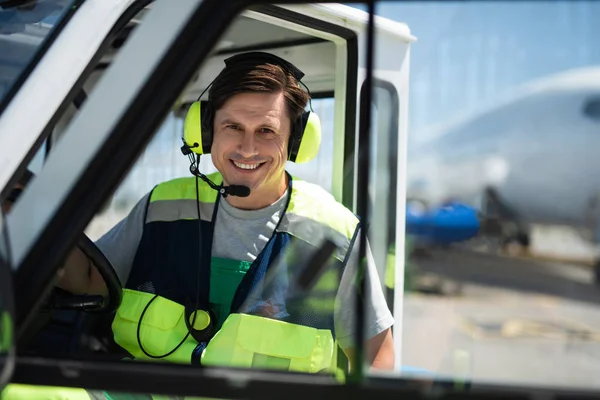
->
xmin=150 ymin=173 xmax=222 ymax=203
xmin=286 ymin=177 xmax=360 ymax=242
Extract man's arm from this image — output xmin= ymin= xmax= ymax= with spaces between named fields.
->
xmin=367 ymin=327 xmax=395 ymax=369
xmin=56 ymin=247 xmax=107 ymax=296
xmin=341 ymin=327 xmax=395 ymax=370
xmin=2 ymin=177 xmax=108 ymax=296
xmin=3 ymin=172 xmax=142 ymax=296
xmin=335 ymin=234 xmax=396 ymax=370
xmin=58 ymin=193 xmax=149 ymax=296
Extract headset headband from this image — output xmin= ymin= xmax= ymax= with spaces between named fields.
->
xmin=223 ymin=51 xmax=306 ymax=82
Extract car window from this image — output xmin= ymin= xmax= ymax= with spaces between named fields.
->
xmin=0 ymin=0 xmax=82 ymax=115
xmin=0 ymin=0 xmax=151 ymax=214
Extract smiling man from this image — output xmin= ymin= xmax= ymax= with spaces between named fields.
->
xmin=211 ymin=90 xmax=290 ymax=210
xmin=58 ymin=52 xmax=395 ymax=374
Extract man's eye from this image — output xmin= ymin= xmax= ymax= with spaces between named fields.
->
xmin=259 ymin=128 xmax=275 ymax=134
xmin=226 ymin=125 xmax=241 ymax=131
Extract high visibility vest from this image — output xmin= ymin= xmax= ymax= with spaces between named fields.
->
xmin=112 ymin=173 xmax=360 ymax=372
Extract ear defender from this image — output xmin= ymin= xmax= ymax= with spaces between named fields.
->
xmin=183 ymin=100 xmax=212 ymax=155
xmin=288 ymin=111 xmax=321 ymax=164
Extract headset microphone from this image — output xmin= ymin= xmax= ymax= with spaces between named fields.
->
xmin=224 ymin=184 xmax=251 ymax=198
xmin=189 ymin=164 xmax=251 ymax=198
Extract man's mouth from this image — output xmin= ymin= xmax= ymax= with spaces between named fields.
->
xmin=231 ymin=160 xmax=265 ymax=170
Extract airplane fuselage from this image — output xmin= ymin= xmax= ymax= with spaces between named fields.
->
xmin=407 ymin=68 xmax=600 ymax=236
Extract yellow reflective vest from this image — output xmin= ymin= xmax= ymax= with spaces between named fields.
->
xmin=112 ymin=173 xmax=359 ymax=373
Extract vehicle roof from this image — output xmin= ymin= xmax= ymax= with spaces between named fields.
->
xmin=282 ymin=3 xmax=415 ymax=42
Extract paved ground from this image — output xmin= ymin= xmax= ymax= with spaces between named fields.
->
xmin=401 ymin=246 xmax=600 ymax=391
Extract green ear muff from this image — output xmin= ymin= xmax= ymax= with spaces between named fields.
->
xmin=291 ymin=111 xmax=322 ymax=164
xmin=183 ymin=101 xmax=321 ymax=163
xmin=183 ymin=101 xmax=210 ymax=155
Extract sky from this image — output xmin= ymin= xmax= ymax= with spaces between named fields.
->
xmin=365 ymin=1 xmax=600 ymax=136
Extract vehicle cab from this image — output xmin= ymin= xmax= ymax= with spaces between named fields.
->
xmin=0 ymin=0 xmax=416 ymax=397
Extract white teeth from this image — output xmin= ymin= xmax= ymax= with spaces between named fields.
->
xmin=233 ymin=161 xmax=261 ymax=170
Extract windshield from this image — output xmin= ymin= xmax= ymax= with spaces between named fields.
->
xmin=0 ymin=0 xmax=81 ymax=114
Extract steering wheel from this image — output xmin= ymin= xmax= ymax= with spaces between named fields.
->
xmin=49 ymin=234 xmax=122 ymax=314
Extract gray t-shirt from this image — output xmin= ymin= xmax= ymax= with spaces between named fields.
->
xmin=96 ymin=188 xmax=394 ymax=350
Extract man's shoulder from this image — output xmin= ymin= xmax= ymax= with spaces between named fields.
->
xmin=155 ymin=172 xmax=222 ymax=187
xmin=150 ymin=173 xmax=222 ymax=202
xmin=291 ymin=178 xmax=333 ymax=201
xmin=289 ymin=176 xmax=359 ymax=235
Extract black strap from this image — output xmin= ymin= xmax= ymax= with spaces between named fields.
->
xmin=229 ymin=174 xmax=293 ymax=313
xmin=197 ymin=186 xmax=221 ymax=310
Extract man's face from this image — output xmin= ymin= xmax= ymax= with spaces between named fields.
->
xmin=211 ymin=91 xmax=291 ymax=209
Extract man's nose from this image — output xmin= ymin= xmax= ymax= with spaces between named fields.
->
xmin=237 ymin=131 xmax=258 ymax=158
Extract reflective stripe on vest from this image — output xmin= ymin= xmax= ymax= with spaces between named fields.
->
xmin=143 ymin=173 xmax=359 ymax=257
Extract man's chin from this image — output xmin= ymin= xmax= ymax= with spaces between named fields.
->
xmin=224 ymin=172 xmax=261 ymax=190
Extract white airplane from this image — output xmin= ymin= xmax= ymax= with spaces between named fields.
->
xmin=406 ymin=66 xmax=600 ymax=280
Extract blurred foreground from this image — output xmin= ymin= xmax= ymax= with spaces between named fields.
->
xmin=403 ymin=225 xmax=600 ymax=390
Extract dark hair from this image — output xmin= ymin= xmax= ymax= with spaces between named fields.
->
xmin=208 ymin=59 xmax=310 ymax=130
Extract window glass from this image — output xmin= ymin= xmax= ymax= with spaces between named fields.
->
xmin=392 ymin=0 xmax=600 ymax=391
xmin=0 ymin=0 xmax=81 ymax=113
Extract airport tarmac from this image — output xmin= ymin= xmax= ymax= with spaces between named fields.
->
xmin=401 ymin=246 xmax=600 ymax=391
